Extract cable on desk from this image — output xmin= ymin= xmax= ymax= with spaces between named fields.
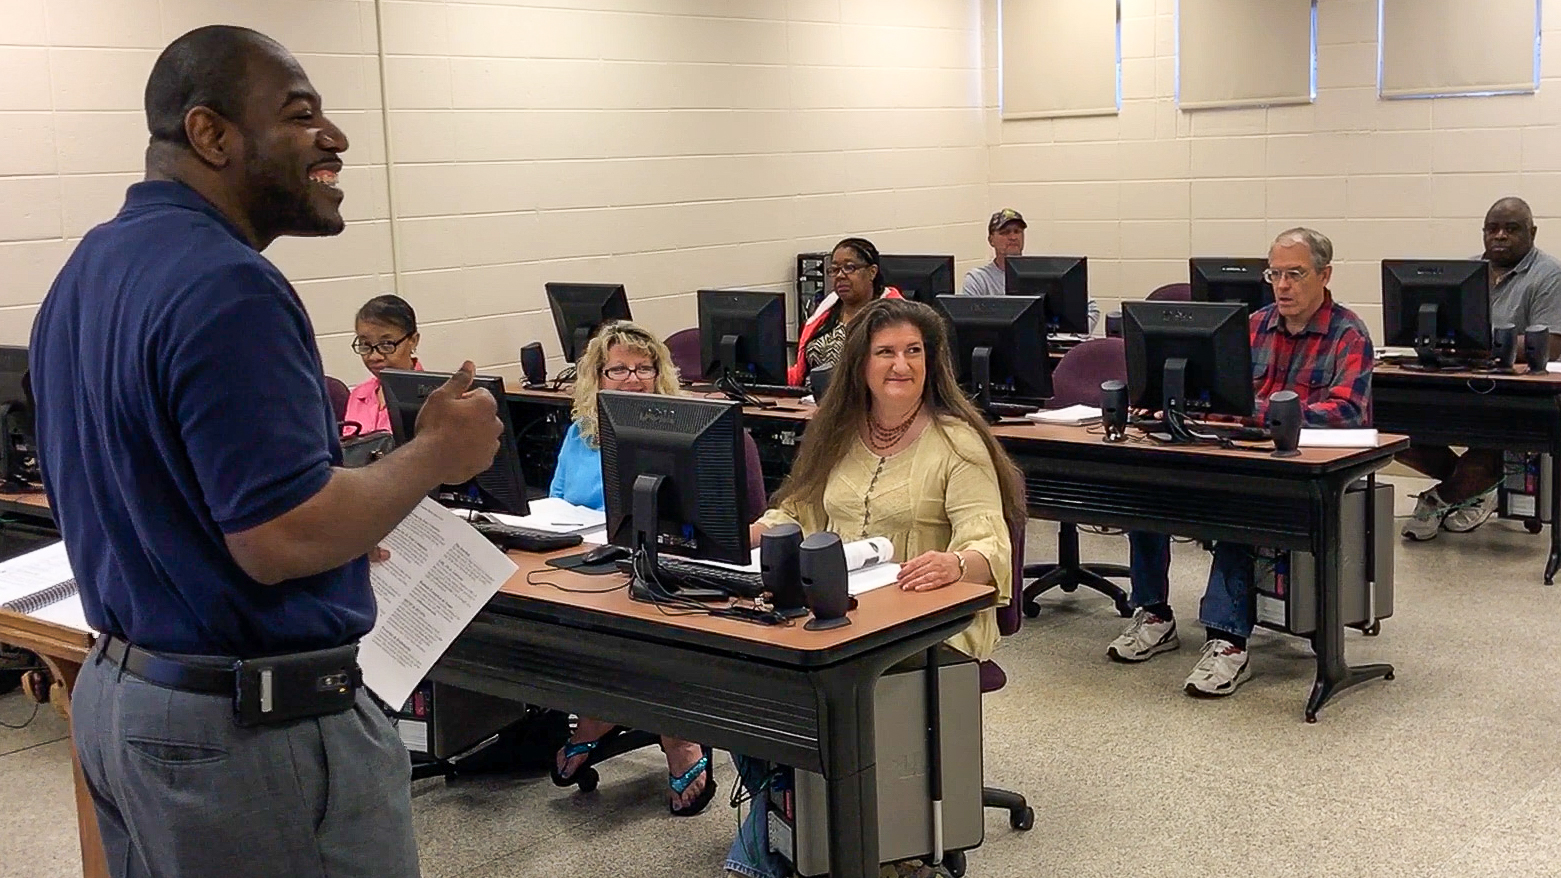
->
xmin=523 ymin=568 xmax=630 ymax=595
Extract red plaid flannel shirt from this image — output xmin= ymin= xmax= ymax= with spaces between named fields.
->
xmin=1249 ymin=293 xmax=1374 ymax=428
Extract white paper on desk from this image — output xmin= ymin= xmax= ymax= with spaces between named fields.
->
xmin=486 ymin=497 xmax=605 ymax=534
xmin=1547 ymin=362 xmax=1561 ymax=373
xmin=680 ymin=537 xmax=893 ymax=575
xmin=0 ymin=540 xmax=75 ymax=606
xmin=848 ymin=563 xmax=901 ymax=595
xmin=1299 ymin=428 xmax=1379 ymax=448
xmin=361 ymin=498 xmax=518 ymax=707
xmin=30 ymin=593 xmax=92 ymax=633
xmin=1026 ymin=404 xmax=1101 ymax=426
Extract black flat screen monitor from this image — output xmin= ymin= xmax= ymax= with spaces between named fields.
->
xmin=1190 ymin=257 xmax=1274 ymax=316
xmin=1381 ymin=260 xmax=1491 ymax=365
xmin=879 ymin=255 xmax=955 ymax=309
xmin=0 ymin=346 xmax=37 ymax=488
xmin=1004 ymin=256 xmax=1091 ymax=335
xmin=936 ymin=294 xmax=1052 ymax=410
xmin=546 ymin=282 xmax=632 ymax=363
xmin=1123 ymin=301 xmax=1253 ymax=438
xmin=697 ymin=290 xmax=789 ymax=386
xmin=379 ymin=369 xmax=529 ymax=516
xmin=598 ymin=391 xmax=751 ymax=567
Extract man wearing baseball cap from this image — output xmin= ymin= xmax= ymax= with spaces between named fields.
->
xmin=961 ymin=208 xmax=1100 ymax=333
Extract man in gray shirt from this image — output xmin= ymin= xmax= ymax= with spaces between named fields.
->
xmin=1399 ymin=196 xmax=1561 ymax=540
xmin=961 ymin=208 xmax=1101 ymax=334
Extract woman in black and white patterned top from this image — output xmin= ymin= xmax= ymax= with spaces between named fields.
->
xmin=787 ymin=236 xmax=902 ymax=385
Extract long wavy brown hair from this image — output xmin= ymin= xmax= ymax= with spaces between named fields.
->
xmin=771 ymin=298 xmax=1026 ymax=529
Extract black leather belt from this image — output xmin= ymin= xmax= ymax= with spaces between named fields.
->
xmin=98 ymin=635 xmax=236 ymax=696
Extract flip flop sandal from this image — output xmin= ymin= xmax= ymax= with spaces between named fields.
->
xmin=668 ymin=746 xmax=718 ymax=817
xmin=550 ymin=726 xmax=659 ymax=792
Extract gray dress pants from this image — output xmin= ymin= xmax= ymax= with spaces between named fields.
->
xmin=72 ymin=641 xmax=420 ymax=878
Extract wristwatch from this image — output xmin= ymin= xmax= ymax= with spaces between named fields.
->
xmin=953 ymin=551 xmax=967 ymax=582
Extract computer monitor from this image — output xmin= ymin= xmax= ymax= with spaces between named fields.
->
xmin=1190 ymin=257 xmax=1274 ymax=315
xmin=598 ymin=390 xmax=751 ymax=569
xmin=697 ymin=289 xmax=789 ymax=387
xmin=1004 ymin=256 xmax=1091 ymax=335
xmin=545 ymin=282 xmax=632 ymax=363
xmin=1123 ymin=302 xmax=1253 ymax=443
xmin=1381 ymin=259 xmax=1491 ymax=369
xmin=879 ymin=255 xmax=955 ymax=308
xmin=378 ymin=369 xmax=530 ymax=516
xmin=936 ymin=294 xmax=1052 ymax=414
xmin=0 ymin=346 xmax=37 ymax=489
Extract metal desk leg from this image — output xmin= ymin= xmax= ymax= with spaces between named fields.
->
xmin=1305 ymin=478 xmax=1395 ymax=722
xmin=816 ymin=667 xmax=881 ymax=878
xmin=1547 ymin=445 xmax=1561 ymax=585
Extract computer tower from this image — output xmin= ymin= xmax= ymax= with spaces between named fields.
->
xmin=393 ymin=679 xmax=531 ymax=760
xmin=1253 ymin=478 xmax=1394 ymax=636
xmin=1498 ymin=451 xmax=1552 ymax=531
xmin=795 ymin=252 xmax=828 ymax=342
xmin=765 ymin=647 xmax=982 ymax=877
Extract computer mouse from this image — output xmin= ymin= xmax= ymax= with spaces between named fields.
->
xmin=580 ymin=544 xmax=632 ymax=566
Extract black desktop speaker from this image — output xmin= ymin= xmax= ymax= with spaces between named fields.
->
xmin=1104 ymin=310 xmax=1123 ymax=339
xmin=520 ymin=342 xmax=547 ymax=387
xmin=1100 ymin=379 xmax=1128 ymax=442
xmin=1266 ymin=390 xmax=1302 ymax=458
xmin=807 ymin=365 xmax=834 ymax=404
xmin=1493 ymin=323 xmax=1519 ymax=371
xmin=760 ymin=523 xmax=807 ymax=618
xmin=1525 ymin=324 xmax=1550 ymax=373
xmin=799 ymin=532 xmax=851 ymax=631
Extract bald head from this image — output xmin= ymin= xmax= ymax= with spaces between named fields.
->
xmin=144 ymin=25 xmax=294 ymax=147
xmin=1484 ymin=196 xmax=1538 ymax=270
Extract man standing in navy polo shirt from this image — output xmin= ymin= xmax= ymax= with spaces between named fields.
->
xmin=29 ymin=26 xmax=501 ymax=878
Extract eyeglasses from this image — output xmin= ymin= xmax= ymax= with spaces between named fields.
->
xmin=351 ymin=333 xmax=412 ymax=356
xmin=1262 ymin=268 xmax=1310 ymax=284
xmin=825 ymin=262 xmax=869 ymax=277
xmin=603 ymin=365 xmax=659 ymax=381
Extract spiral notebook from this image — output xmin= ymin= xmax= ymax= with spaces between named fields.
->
xmin=0 ymin=541 xmax=84 ymax=621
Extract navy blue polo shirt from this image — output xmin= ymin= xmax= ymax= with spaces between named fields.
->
xmin=29 ymin=180 xmax=374 ymax=657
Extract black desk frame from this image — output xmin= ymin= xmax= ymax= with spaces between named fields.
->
xmin=1373 ymin=373 xmax=1561 ymax=584
xmin=1007 ymin=439 xmax=1402 ymax=722
xmin=433 ymin=590 xmax=990 ymax=878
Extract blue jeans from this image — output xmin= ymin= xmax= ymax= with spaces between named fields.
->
xmin=1126 ymin=532 xmax=1254 ymax=639
xmin=725 ymin=755 xmax=790 ymax=878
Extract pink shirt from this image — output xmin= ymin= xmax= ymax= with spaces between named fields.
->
xmin=342 ymin=360 xmax=421 ymax=437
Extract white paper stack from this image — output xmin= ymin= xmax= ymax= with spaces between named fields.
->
xmin=1026 ymin=404 xmax=1102 ymax=426
xmin=1298 ymin=429 xmax=1379 ymax=448
xmin=488 ymin=497 xmax=606 ymax=535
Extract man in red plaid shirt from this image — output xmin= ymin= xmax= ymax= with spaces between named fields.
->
xmin=1109 ymin=228 xmax=1374 ymax=697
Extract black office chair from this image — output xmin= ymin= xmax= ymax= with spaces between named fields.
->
xmin=946 ymin=519 xmax=1035 ymax=877
xmin=1021 ymin=340 xmax=1132 ymax=618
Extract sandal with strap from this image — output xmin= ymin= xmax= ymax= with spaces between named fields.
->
xmin=668 ymin=746 xmax=717 ymax=817
xmin=551 ymin=725 xmax=654 ymax=789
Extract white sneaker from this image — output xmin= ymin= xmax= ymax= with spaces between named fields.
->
xmin=1184 ymin=639 xmax=1251 ymax=697
xmin=1401 ymin=489 xmax=1448 ymax=541
xmin=1442 ymin=488 xmax=1498 ymax=533
xmin=1106 ymin=609 xmax=1180 ymax=663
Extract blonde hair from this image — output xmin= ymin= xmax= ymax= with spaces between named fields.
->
xmin=570 ymin=320 xmax=683 ymax=445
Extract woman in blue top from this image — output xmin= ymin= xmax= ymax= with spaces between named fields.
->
xmin=548 ymin=320 xmax=718 ymax=817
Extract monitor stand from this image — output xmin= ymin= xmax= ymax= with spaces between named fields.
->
xmin=1149 ymin=358 xmax=1196 ymax=444
xmin=971 ymin=346 xmax=1000 ymax=424
xmin=625 ymin=473 xmax=729 ymax=603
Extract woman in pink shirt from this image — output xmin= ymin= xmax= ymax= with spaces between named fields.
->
xmin=344 ymin=294 xmax=421 ymax=436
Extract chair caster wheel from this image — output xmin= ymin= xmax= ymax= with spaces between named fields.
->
xmin=1385 ymin=671 xmax=1395 ymax=681
xmin=574 ymin=766 xmax=599 ymax=793
xmin=1011 ymin=806 xmax=1034 ymax=831
xmin=1527 ymin=519 xmax=1543 ymax=534
xmin=1114 ymin=601 xmax=1133 ymax=619
xmin=1362 ymin=621 xmax=1381 ymax=636
xmin=944 ymin=850 xmax=967 ymax=877
xmin=1023 ymin=601 xmax=1041 ymax=618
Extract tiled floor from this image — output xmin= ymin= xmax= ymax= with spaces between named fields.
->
xmin=5 ymin=477 xmax=1561 ymax=878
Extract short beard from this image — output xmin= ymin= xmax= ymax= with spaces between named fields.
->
xmin=242 ymin=137 xmax=344 ymax=240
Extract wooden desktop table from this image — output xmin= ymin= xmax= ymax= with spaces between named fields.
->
xmin=433 ymin=547 xmax=995 ymax=878
xmin=1372 ymin=364 xmax=1561 ymax=583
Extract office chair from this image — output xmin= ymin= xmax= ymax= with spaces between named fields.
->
xmin=1146 ymin=282 xmax=1191 ymax=301
xmin=665 ymin=327 xmax=702 ymax=383
xmin=1021 ymin=339 xmax=1133 ymax=619
xmin=325 ymin=376 xmax=351 ymax=423
xmin=946 ymin=518 xmax=1035 ymax=878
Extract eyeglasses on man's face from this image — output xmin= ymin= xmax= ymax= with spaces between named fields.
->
xmin=1262 ymin=267 xmax=1309 ymax=284
xmin=602 ymin=364 xmax=659 ymax=381
xmin=351 ymin=333 xmax=412 ymax=356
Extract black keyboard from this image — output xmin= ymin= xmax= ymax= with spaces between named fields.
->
xmin=686 ymin=380 xmax=810 ymax=399
xmin=618 ymin=556 xmax=764 ymax=600
xmin=469 ymin=520 xmax=583 ymax=553
xmin=1196 ymin=423 xmax=1271 ymax=443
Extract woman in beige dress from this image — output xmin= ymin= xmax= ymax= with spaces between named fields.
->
xmin=724 ymin=297 xmax=1025 ymax=878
